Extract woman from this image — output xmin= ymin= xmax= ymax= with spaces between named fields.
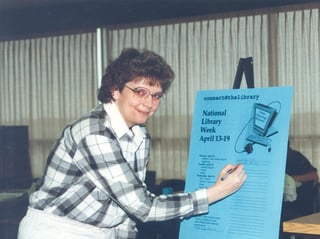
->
xmin=18 ymin=48 xmax=246 ymax=239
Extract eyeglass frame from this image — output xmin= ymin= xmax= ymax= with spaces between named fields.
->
xmin=124 ymin=85 xmax=164 ymax=103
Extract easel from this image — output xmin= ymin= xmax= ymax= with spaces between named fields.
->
xmin=232 ymin=57 xmax=277 ymax=154
xmin=232 ymin=57 xmax=254 ymax=89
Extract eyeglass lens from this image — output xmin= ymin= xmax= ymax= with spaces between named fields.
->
xmin=125 ymin=85 xmax=163 ymax=102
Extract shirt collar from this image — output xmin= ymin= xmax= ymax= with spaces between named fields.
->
xmin=103 ymin=102 xmax=144 ymax=141
xmin=103 ymin=102 xmax=130 ymax=139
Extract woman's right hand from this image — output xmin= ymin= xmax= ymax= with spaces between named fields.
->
xmin=206 ymin=164 xmax=247 ymax=204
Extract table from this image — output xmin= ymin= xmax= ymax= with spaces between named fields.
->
xmin=283 ymin=212 xmax=320 ymax=235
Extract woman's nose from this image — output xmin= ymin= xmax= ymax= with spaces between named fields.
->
xmin=143 ymin=95 xmax=154 ymax=108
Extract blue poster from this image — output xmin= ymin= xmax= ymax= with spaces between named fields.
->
xmin=179 ymin=86 xmax=293 ymax=239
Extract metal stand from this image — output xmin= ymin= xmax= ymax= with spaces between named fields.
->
xmin=232 ymin=57 xmax=254 ymax=89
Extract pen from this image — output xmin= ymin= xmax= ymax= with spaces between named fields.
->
xmin=221 ymin=164 xmax=239 ymax=181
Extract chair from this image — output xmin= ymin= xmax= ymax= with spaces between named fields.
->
xmin=159 ymin=179 xmax=185 ymax=194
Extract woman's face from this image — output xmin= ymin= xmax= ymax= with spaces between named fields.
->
xmin=112 ymin=78 xmax=163 ymax=128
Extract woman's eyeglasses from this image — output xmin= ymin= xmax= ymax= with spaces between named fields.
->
xmin=124 ymin=85 xmax=164 ymax=103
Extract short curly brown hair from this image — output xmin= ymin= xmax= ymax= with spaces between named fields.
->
xmin=97 ymin=48 xmax=175 ymax=103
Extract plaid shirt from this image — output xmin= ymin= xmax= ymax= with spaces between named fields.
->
xmin=30 ymin=103 xmax=208 ymax=238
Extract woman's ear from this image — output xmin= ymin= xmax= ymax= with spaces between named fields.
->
xmin=112 ymin=89 xmax=120 ymax=100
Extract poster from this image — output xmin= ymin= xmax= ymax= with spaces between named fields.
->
xmin=179 ymin=86 xmax=293 ymax=239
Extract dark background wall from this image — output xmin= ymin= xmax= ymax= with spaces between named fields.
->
xmin=0 ymin=0 xmax=318 ymax=40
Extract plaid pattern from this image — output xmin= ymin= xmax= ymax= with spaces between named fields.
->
xmin=29 ymin=103 xmax=208 ymax=238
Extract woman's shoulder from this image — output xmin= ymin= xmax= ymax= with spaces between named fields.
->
xmin=68 ymin=104 xmax=114 ymax=142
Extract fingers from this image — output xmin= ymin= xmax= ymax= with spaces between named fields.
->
xmin=232 ymin=164 xmax=246 ymax=183
xmin=207 ymin=164 xmax=247 ymax=204
xmin=220 ymin=164 xmax=237 ymax=177
xmin=221 ymin=164 xmax=247 ymax=189
xmin=220 ymin=164 xmax=245 ymax=181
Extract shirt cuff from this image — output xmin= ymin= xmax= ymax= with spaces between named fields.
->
xmin=190 ymin=188 xmax=209 ymax=215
